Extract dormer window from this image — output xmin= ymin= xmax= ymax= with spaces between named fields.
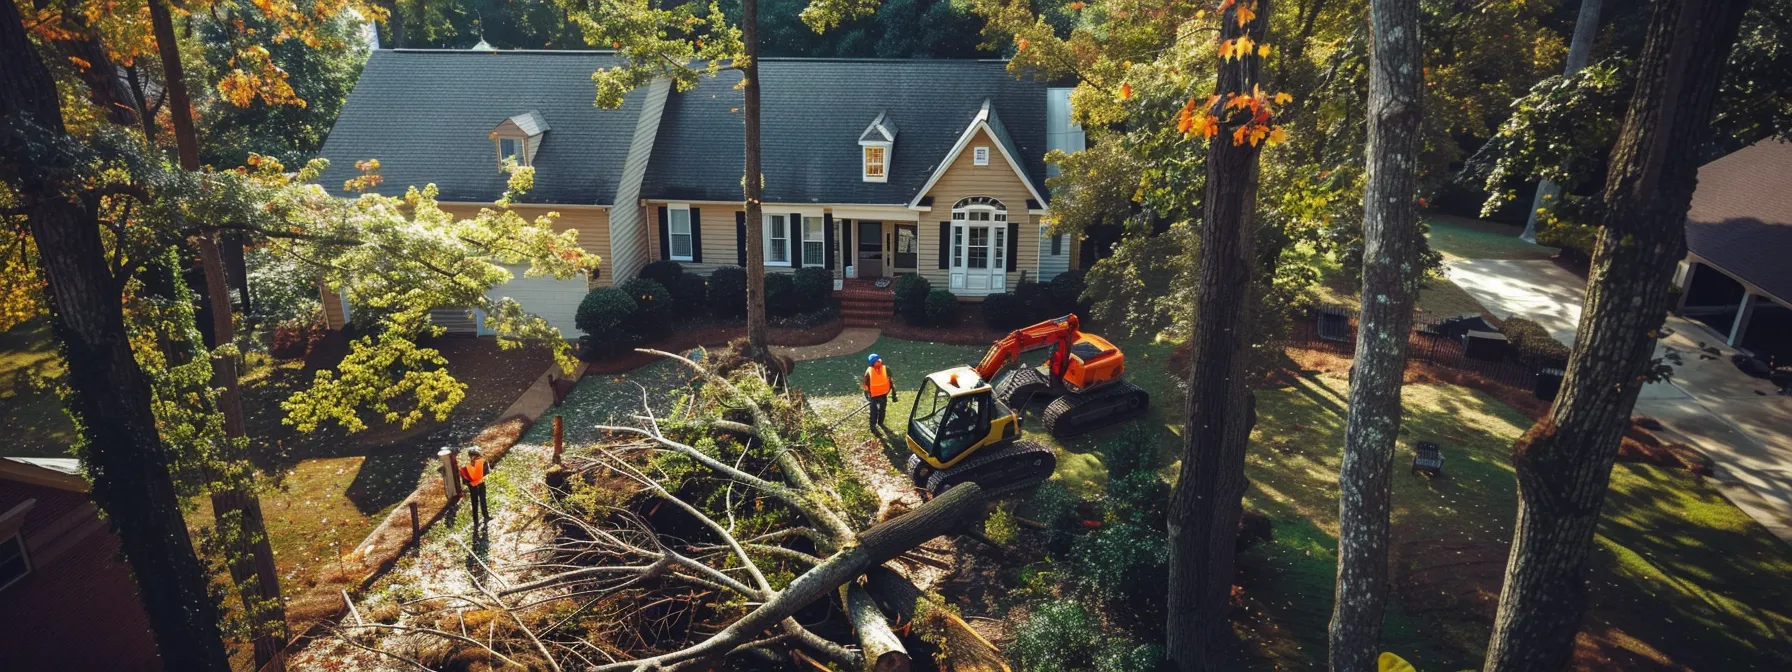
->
xmin=492 ymin=110 xmax=549 ymax=170
xmin=973 ymin=146 xmax=989 ymax=166
xmin=859 ymin=111 xmax=897 ymax=183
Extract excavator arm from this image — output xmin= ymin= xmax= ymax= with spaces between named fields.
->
xmin=973 ymin=315 xmax=1082 ymax=386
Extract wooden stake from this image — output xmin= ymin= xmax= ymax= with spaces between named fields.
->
xmin=553 ymin=415 xmax=564 ymax=465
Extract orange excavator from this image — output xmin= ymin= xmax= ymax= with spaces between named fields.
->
xmin=900 ymin=315 xmax=1149 ymax=496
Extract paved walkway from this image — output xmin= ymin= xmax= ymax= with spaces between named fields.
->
xmin=1448 ymin=259 xmax=1792 ymax=543
xmin=773 ymin=327 xmax=881 ymax=361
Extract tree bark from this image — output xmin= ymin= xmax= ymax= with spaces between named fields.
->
xmin=150 ymin=1 xmax=289 ymax=666
xmin=845 ymin=582 xmax=911 ymax=672
xmin=593 ymin=483 xmax=985 ymax=671
xmin=1482 ymin=1 xmax=1748 ymax=670
xmin=1327 ymin=0 xmax=1424 ymax=667
xmin=0 ymin=3 xmax=230 ymax=669
xmin=741 ymin=0 xmax=769 ymax=356
xmin=1520 ymin=0 xmax=1603 ymax=242
xmin=1165 ymin=3 xmax=1271 ymax=668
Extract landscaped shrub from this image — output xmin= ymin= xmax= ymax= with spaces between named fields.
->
xmin=924 ymin=289 xmax=959 ymax=326
xmin=575 ymin=287 xmax=638 ymax=357
xmin=639 ymin=260 xmax=684 ymax=290
xmin=892 ymin=274 xmax=932 ymax=323
xmin=1014 ymin=280 xmax=1055 ymax=322
xmin=1502 ymin=316 xmax=1570 ymax=366
xmin=671 ymin=273 xmax=708 ymax=318
xmin=1009 ymin=599 xmax=1162 ymax=672
xmin=1105 ymin=423 xmax=1160 ymax=481
xmin=270 ymin=316 xmax=326 ymax=359
xmin=707 ymin=266 xmax=749 ymax=317
xmin=764 ymin=273 xmax=798 ymax=317
xmin=792 ymin=267 xmax=833 ymax=314
xmin=982 ymin=292 xmax=1030 ymax=330
xmin=618 ymin=278 xmax=673 ymax=339
xmin=1050 ymin=269 xmax=1089 ymax=315
xmin=1068 ymin=511 xmax=1167 ymax=616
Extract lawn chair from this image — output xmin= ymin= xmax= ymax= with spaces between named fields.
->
xmin=1412 ymin=441 xmax=1444 ymax=477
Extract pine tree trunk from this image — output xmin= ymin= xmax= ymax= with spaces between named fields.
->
xmin=0 ymin=4 xmax=231 ymax=668
xmin=1520 ymin=0 xmax=1603 ymax=242
xmin=1327 ymin=0 xmax=1424 ymax=667
xmin=1165 ymin=3 xmax=1271 ymax=668
xmin=150 ymin=1 xmax=289 ymax=666
xmin=1483 ymin=1 xmax=1748 ymax=669
xmin=741 ymin=0 xmax=769 ymax=356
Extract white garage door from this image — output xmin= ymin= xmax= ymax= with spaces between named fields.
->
xmin=484 ymin=264 xmax=587 ymax=339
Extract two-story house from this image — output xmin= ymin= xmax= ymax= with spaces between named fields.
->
xmin=314 ymin=49 xmax=1085 ymax=336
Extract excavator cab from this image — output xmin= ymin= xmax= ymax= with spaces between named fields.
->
xmin=903 ymin=367 xmax=1051 ymax=497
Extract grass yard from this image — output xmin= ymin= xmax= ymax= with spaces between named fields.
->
xmin=1427 ymin=214 xmax=1558 ymax=262
xmin=0 ymin=319 xmax=75 ymax=458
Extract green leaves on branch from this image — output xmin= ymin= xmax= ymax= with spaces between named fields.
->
xmin=1465 ymin=61 xmax=1631 ymax=219
xmin=281 ymin=333 xmax=466 ymax=433
xmin=556 ymin=0 xmax=743 ymax=109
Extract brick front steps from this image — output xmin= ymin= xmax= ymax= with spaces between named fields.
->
xmin=837 ymin=282 xmax=895 ymax=328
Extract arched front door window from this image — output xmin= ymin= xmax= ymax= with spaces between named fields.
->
xmin=949 ymin=197 xmax=1007 ymax=294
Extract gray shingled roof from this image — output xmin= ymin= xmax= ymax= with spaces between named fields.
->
xmin=641 ymin=58 xmax=1052 ymax=204
xmin=316 ymin=50 xmax=644 ymax=205
xmin=1686 ymin=139 xmax=1792 ymax=303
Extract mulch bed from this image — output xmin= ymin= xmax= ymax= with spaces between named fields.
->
xmin=881 ymin=304 xmax=1009 ymax=345
xmin=583 ymin=316 xmax=846 ymax=375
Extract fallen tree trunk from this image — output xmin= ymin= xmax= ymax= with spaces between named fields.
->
xmin=864 ymin=567 xmax=1010 ymax=672
xmin=595 ymin=483 xmax=985 ymax=672
xmin=846 ymin=582 xmax=911 ymax=672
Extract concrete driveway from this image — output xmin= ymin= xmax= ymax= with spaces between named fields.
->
xmin=1448 ymin=259 xmax=1792 ymax=543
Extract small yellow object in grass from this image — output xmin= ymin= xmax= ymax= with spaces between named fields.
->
xmin=1379 ymin=652 xmax=1417 ymax=672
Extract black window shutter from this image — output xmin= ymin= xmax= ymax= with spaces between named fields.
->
xmin=736 ymin=211 xmax=747 ymax=266
xmin=841 ymin=219 xmax=852 ymax=266
xmin=657 ymin=207 xmax=671 ymax=261
xmin=938 ymin=222 xmax=950 ymax=270
xmin=1007 ymin=222 xmax=1020 ymax=272
xmin=823 ymin=214 xmax=835 ymax=270
xmin=790 ymin=212 xmax=804 ymax=267
xmin=689 ymin=208 xmax=703 ymax=263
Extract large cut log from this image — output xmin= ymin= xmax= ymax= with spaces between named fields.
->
xmin=594 ymin=483 xmax=986 ymax=672
xmin=864 ymin=567 xmax=1011 ymax=672
xmin=846 ymin=582 xmax=910 ymax=672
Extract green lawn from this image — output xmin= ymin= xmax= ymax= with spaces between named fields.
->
xmin=1427 ymin=214 xmax=1559 ymax=262
xmin=0 ymin=319 xmax=76 ymax=458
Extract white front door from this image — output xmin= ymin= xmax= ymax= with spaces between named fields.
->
xmin=950 ymin=220 xmax=1006 ymax=294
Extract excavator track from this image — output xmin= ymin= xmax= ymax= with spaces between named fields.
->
xmin=912 ymin=440 xmax=1056 ymax=499
xmin=994 ymin=367 xmax=1053 ymax=410
xmin=1041 ymin=380 xmax=1150 ymax=438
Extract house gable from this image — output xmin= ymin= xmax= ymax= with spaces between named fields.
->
xmin=910 ymin=102 xmax=1049 ymax=210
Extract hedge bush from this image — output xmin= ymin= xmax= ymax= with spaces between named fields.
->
xmin=618 ymin=278 xmax=673 ymax=339
xmin=1050 ymin=269 xmax=1089 ymax=315
xmin=983 ymin=292 xmax=1030 ymax=330
xmin=764 ymin=273 xmax=798 ymax=317
xmin=639 ymin=260 xmax=684 ymax=290
xmin=892 ymin=274 xmax=932 ymax=324
xmin=1502 ymin=316 xmax=1570 ymax=366
xmin=707 ymin=266 xmax=749 ymax=317
xmin=924 ymin=289 xmax=959 ymax=326
xmin=1008 ymin=600 xmax=1163 ymax=672
xmin=575 ymin=287 xmax=638 ymax=356
xmin=1014 ymin=280 xmax=1055 ymax=322
xmin=671 ymin=274 xmax=707 ymax=317
xmin=792 ymin=267 xmax=833 ymax=314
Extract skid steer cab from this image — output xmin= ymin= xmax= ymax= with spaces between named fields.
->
xmin=903 ymin=367 xmax=1054 ymax=498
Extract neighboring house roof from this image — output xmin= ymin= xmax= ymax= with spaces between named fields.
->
xmin=1685 ymin=139 xmax=1792 ymax=303
xmin=0 ymin=457 xmax=86 ymax=492
xmin=640 ymin=58 xmax=1052 ymax=205
xmin=315 ymin=50 xmax=647 ymax=205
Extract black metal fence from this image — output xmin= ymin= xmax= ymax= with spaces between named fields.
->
xmin=1286 ymin=305 xmax=1562 ymax=399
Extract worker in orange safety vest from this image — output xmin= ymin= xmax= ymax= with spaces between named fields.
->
xmin=861 ymin=353 xmax=897 ymax=433
xmin=458 ymin=447 xmax=494 ymax=528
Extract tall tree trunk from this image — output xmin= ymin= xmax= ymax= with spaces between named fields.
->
xmin=1520 ymin=0 xmax=1603 ymax=242
xmin=149 ymin=1 xmax=289 ymax=666
xmin=1165 ymin=2 xmax=1271 ymax=668
xmin=0 ymin=3 xmax=230 ymax=669
xmin=1482 ymin=1 xmax=1748 ymax=669
xmin=32 ymin=0 xmax=140 ymax=127
xmin=1327 ymin=0 xmax=1424 ymax=667
xmin=741 ymin=0 xmax=769 ymax=356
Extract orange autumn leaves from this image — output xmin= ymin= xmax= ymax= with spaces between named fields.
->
xmin=1179 ymin=85 xmax=1292 ymax=147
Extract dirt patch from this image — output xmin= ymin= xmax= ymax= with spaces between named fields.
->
xmin=583 ymin=317 xmax=844 ymax=375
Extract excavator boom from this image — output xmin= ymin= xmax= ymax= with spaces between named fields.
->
xmin=973 ymin=315 xmax=1082 ymax=384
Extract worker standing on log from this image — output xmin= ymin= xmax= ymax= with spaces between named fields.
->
xmin=459 ymin=447 xmax=493 ymax=529
xmin=862 ymin=353 xmax=896 ymax=434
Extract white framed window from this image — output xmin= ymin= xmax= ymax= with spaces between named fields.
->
xmin=863 ymin=145 xmax=888 ymax=182
xmin=802 ymin=216 xmax=825 ymax=267
xmin=973 ymin=146 xmax=990 ymax=166
xmin=0 ymin=533 xmax=28 ymax=593
xmin=764 ymin=214 xmax=791 ymax=266
xmin=668 ymin=205 xmax=694 ymax=261
xmin=499 ymin=138 xmax=521 ymax=163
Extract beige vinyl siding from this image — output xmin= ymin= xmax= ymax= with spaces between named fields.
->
xmin=438 ymin=204 xmax=613 ymax=287
xmin=917 ymin=127 xmax=1042 ymax=295
xmin=647 ymin=204 xmax=806 ymax=276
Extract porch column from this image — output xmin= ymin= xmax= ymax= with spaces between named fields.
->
xmin=1728 ymin=290 xmax=1757 ymax=347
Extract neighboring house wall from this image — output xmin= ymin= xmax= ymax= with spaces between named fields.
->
xmin=608 ymin=78 xmax=674 ymax=282
xmin=917 ymin=127 xmax=1043 ymax=295
xmin=437 ymin=204 xmax=615 ymax=287
xmin=1036 ymin=225 xmax=1071 ymax=281
xmin=0 ymin=469 xmax=160 ymax=671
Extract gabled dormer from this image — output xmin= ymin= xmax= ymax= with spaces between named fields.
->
xmin=490 ymin=110 xmax=549 ymax=170
xmin=859 ymin=111 xmax=897 ymax=183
